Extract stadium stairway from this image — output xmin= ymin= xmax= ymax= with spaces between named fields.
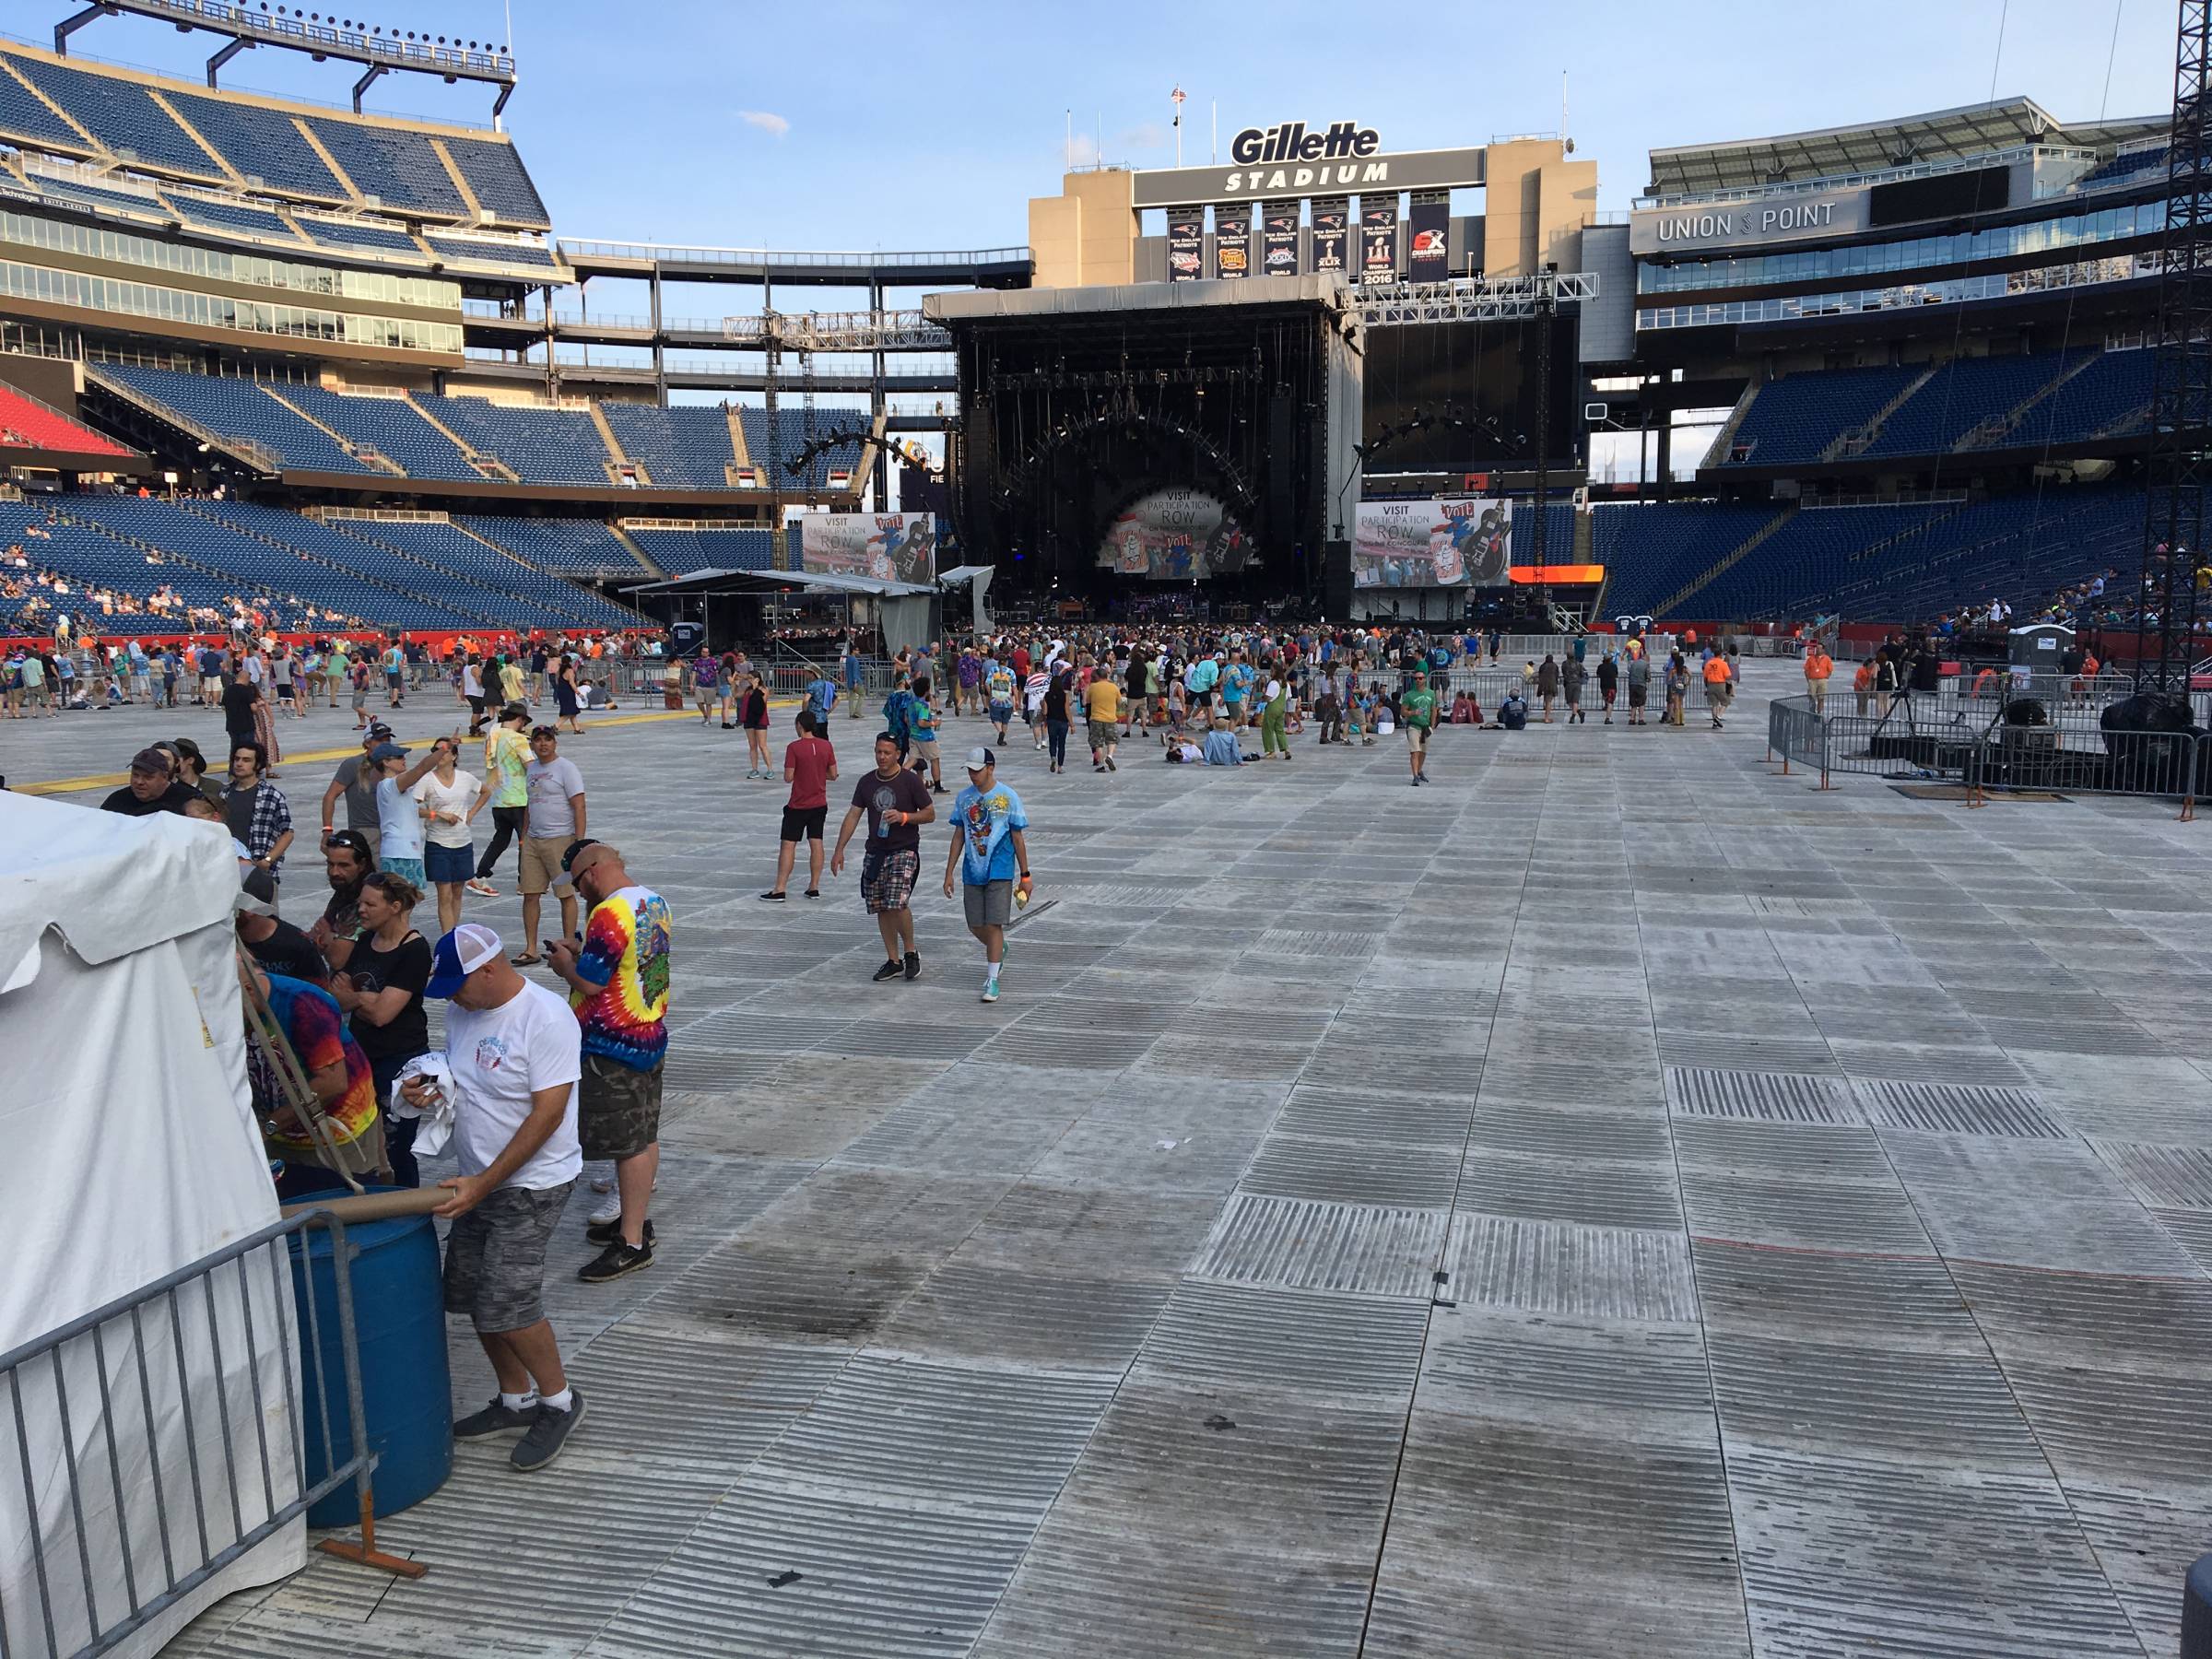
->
xmin=401 ymin=395 xmax=522 ymax=483
xmin=322 ymin=514 xmax=643 ymax=629
xmin=588 ymin=405 xmax=635 ymax=484
xmin=1955 ymin=351 xmax=2097 ymax=451
xmin=257 ymin=386 xmax=406 ymax=477
xmin=1824 ymin=364 xmax=1938 ymax=462
xmin=168 ymin=497 xmax=506 ymax=627
xmin=1656 ymin=507 xmax=1795 ymax=616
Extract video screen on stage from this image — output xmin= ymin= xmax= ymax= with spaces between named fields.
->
xmin=798 ymin=512 xmax=936 ymax=583
xmin=1096 ymin=488 xmax=1252 ymax=580
xmin=1362 ymin=315 xmax=1581 ymax=471
xmin=1353 ymin=497 xmax=1512 ymax=588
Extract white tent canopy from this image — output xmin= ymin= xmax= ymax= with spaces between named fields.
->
xmin=0 ymin=793 xmax=303 ymax=1657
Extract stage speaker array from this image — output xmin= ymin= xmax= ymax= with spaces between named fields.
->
xmin=1267 ymin=393 xmax=1296 ymax=527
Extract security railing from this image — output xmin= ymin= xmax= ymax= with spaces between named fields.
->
xmin=0 ymin=1207 xmax=417 ymax=1658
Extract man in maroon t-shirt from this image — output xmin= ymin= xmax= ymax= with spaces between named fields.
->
xmin=1011 ymin=642 xmax=1031 ymax=683
xmin=761 ymin=710 xmax=840 ymax=900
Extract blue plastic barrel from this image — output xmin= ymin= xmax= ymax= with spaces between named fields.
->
xmin=287 ymin=1193 xmax=453 ymax=1526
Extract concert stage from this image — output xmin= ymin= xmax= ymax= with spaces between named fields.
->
xmin=928 ymin=276 xmax=1363 ymax=606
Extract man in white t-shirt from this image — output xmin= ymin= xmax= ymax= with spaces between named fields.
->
xmin=408 ymin=923 xmax=587 ymax=1473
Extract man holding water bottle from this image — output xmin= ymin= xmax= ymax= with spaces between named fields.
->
xmin=829 ymin=731 xmax=936 ymax=982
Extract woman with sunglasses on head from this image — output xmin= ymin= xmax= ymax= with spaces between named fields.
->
xmin=326 ymin=870 xmax=433 ymax=1188
xmin=415 ymin=735 xmax=488 ymax=934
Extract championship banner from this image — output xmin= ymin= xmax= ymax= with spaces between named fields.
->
xmin=1310 ymin=197 xmax=1348 ymax=275
xmin=1097 ymin=488 xmax=1250 ymax=581
xmin=1359 ymin=199 xmax=1399 ymax=285
xmin=1260 ymin=203 xmax=1300 ymax=279
xmin=1166 ymin=208 xmax=1203 ymax=282
xmin=799 ymin=512 xmax=936 ymax=582
xmin=1352 ymin=497 xmax=1511 ymax=588
xmin=1213 ymin=204 xmax=1251 ymax=280
xmin=1407 ymin=194 xmax=1450 ymax=281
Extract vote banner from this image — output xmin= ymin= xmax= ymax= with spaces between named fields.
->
xmin=1352 ymin=497 xmax=1512 ymax=588
xmin=799 ymin=512 xmax=936 ymax=582
xmin=1097 ymin=488 xmax=1250 ymax=580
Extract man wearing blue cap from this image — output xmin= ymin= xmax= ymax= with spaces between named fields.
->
xmin=404 ymin=921 xmax=587 ymax=1473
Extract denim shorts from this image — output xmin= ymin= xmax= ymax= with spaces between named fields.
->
xmin=424 ymin=841 xmax=475 ymax=885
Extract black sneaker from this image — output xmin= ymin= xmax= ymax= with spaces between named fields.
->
xmin=578 ymin=1237 xmax=654 ymax=1284
xmin=583 ymin=1216 xmax=656 ymax=1248
xmin=512 ymin=1389 xmax=585 ymax=1473
xmin=758 ymin=890 xmax=787 ymax=901
xmin=873 ymin=959 xmax=904 ymax=982
xmin=453 ymin=1395 xmax=537 ymax=1441
xmin=904 ymin=951 xmax=922 ymax=981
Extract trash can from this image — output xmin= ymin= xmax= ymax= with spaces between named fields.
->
xmin=288 ymin=1193 xmax=452 ymax=1525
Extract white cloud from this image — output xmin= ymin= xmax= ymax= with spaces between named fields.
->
xmin=1117 ymin=122 xmax=1166 ymax=152
xmin=737 ymin=110 xmax=790 ymax=139
xmin=1066 ymin=131 xmax=1100 ymax=169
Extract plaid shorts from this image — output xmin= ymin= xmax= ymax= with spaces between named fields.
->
xmin=860 ymin=847 xmax=920 ymax=914
xmin=579 ymin=1053 xmax=665 ymax=1160
xmin=442 ymin=1180 xmax=572 ymax=1335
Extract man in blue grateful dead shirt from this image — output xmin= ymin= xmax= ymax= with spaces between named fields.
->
xmin=942 ymin=747 xmax=1031 ymax=1004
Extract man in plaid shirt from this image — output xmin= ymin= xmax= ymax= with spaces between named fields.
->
xmin=224 ymin=739 xmax=295 ymax=901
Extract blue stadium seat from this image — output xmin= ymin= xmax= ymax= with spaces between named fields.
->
xmin=625 ymin=526 xmax=774 ymax=574
xmin=90 ymin=364 xmax=375 ymax=475
xmin=1863 ymin=354 xmax=2074 ymax=457
xmin=305 ymin=117 xmax=465 ymax=218
xmin=6 ymin=53 xmax=225 ymax=180
xmin=2075 ymin=147 xmax=2169 ymax=190
xmin=0 ymin=65 xmax=92 ymax=153
xmin=426 ymin=396 xmax=610 ymax=485
xmin=438 ymin=135 xmax=549 ymax=227
xmin=165 ymin=194 xmax=302 ymax=244
xmin=1721 ymin=364 xmax=1922 ymax=467
xmin=603 ymin=404 xmax=738 ymax=488
xmin=424 ymin=235 xmax=559 ymax=271
xmin=282 ymin=385 xmax=480 ymax=481
xmin=32 ymin=176 xmax=171 ymax=221
xmin=293 ymin=215 xmax=424 ymax=258
xmin=457 ymin=517 xmax=649 ymax=578
xmin=2031 ymin=350 xmax=2155 ymax=444
xmin=1594 ymin=503 xmax=1786 ymax=616
xmin=330 ymin=517 xmax=641 ymax=628
xmin=161 ymin=89 xmax=349 ymax=202
xmin=739 ymin=407 xmax=868 ymax=490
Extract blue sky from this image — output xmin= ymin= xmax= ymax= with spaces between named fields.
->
xmin=22 ymin=0 xmax=2177 ymax=251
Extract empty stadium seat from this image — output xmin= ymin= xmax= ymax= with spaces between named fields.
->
xmin=602 ymin=404 xmax=738 ymax=488
xmin=423 ymin=235 xmax=559 ymax=271
xmin=457 ymin=516 xmax=649 ymax=578
xmin=6 ymin=53 xmax=225 ymax=181
xmin=738 ymin=407 xmax=868 ymax=490
xmin=426 ymin=396 xmax=609 ymax=485
xmin=160 ymin=89 xmax=349 ymax=202
xmin=2031 ymin=350 xmax=2155 ymax=445
xmin=305 ymin=117 xmax=465 ymax=218
xmin=90 ymin=363 xmax=375 ymax=475
xmin=0 ymin=65 xmax=91 ymax=153
xmin=1863 ymin=354 xmax=2074 ymax=457
xmin=624 ymin=526 xmax=774 ymax=574
xmin=292 ymin=216 xmax=425 ymax=258
xmin=0 ymin=385 xmax=134 ymax=456
xmin=330 ymin=516 xmax=641 ymax=628
xmin=282 ymin=385 xmax=479 ymax=481
xmin=164 ymin=194 xmax=302 ymax=245
xmin=437 ymin=135 xmax=550 ymax=227
xmin=1594 ymin=503 xmax=1786 ymax=616
xmin=1722 ymin=364 xmax=1922 ymax=466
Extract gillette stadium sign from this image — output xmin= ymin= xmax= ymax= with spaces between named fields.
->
xmin=1133 ymin=118 xmax=1487 ymax=207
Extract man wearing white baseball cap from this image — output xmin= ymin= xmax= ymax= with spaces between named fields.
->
xmin=943 ymin=747 xmax=1031 ymax=1003
xmin=404 ymin=922 xmax=587 ymax=1472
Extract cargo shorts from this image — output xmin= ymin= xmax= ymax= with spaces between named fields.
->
xmin=442 ymin=1180 xmax=572 ymax=1334
xmin=579 ymin=1053 xmax=665 ymax=1160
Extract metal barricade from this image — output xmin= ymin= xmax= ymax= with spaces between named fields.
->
xmin=1766 ymin=694 xmax=1832 ymax=786
xmin=0 ymin=1208 xmax=418 ymax=1657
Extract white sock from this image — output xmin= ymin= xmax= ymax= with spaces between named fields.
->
xmin=986 ymin=961 xmax=1001 ymax=983
xmin=539 ymin=1386 xmax=574 ymax=1413
xmin=500 ymin=1389 xmax=538 ymax=1412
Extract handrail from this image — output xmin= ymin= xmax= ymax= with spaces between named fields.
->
xmin=556 ymin=239 xmax=1031 ymax=268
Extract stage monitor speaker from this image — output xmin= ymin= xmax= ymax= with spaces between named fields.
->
xmin=1267 ymin=394 xmax=1295 ymax=525
xmin=1322 ymin=538 xmax=1351 ymax=618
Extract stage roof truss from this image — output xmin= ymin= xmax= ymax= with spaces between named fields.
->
xmin=1350 ymin=272 xmax=1596 ymax=326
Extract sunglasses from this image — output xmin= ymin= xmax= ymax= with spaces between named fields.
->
xmin=530 ymin=726 xmax=558 ymax=739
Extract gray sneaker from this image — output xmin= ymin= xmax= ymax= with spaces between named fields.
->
xmin=453 ymin=1396 xmax=535 ymax=1441
xmin=512 ymin=1388 xmax=586 ymax=1472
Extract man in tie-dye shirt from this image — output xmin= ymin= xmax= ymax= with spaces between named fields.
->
xmin=547 ymin=842 xmax=670 ymax=1285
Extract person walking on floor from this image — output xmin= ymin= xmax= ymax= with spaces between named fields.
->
xmin=548 ymin=844 xmax=672 ymax=1284
xmin=1043 ymin=661 xmax=1075 ymax=774
xmin=515 ymin=725 xmax=585 ymax=966
xmin=414 ymin=925 xmax=589 ymax=1473
xmin=469 ymin=705 xmax=531 ymax=898
xmin=907 ymin=677 xmax=947 ymax=792
xmin=1535 ymin=653 xmax=1560 ymax=724
xmin=1258 ymin=670 xmax=1291 ymax=759
xmin=1083 ymin=665 xmax=1123 ymax=771
xmin=1702 ymin=649 xmax=1734 ymax=729
xmin=1596 ymin=652 xmax=1618 ymax=724
xmin=1401 ymin=668 xmax=1439 ymax=785
xmin=1804 ymin=641 xmax=1833 ymax=714
xmin=417 ymin=736 xmax=487 ymax=935
xmin=761 ymin=711 xmax=838 ymax=900
xmin=830 ymin=733 xmax=935 ymax=982
xmin=944 ymin=747 xmax=1031 ymax=1004
xmin=1562 ymin=654 xmax=1587 ymax=724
